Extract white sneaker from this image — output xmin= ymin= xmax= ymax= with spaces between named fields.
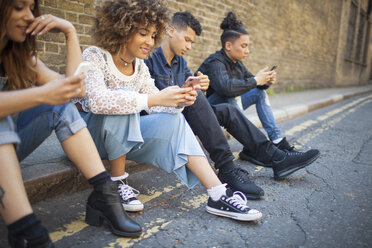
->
xmin=206 ymin=191 xmax=262 ymax=221
xmin=117 ymin=180 xmax=144 ymax=212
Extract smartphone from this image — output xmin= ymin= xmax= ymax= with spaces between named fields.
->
xmin=182 ymin=76 xmax=200 ymax=88
xmin=270 ymin=65 xmax=278 ymax=71
xmin=74 ymin=61 xmax=92 ymax=76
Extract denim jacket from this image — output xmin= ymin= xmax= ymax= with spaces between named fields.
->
xmin=198 ymin=49 xmax=267 ymax=98
xmin=144 ymin=47 xmax=192 ymax=90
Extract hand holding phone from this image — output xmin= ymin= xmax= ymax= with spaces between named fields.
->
xmin=182 ymin=76 xmax=200 ymax=88
xmin=72 ymin=61 xmax=91 ymax=97
xmin=266 ymin=65 xmax=277 ymax=85
xmin=74 ymin=61 xmax=92 ymax=76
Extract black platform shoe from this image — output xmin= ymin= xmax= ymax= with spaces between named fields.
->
xmin=85 ymin=181 xmax=142 ymax=237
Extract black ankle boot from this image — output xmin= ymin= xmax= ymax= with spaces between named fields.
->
xmin=85 ymin=181 xmax=142 ymax=237
xmin=8 ymin=228 xmax=54 ymax=248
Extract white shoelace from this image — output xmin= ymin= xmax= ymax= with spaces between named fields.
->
xmin=226 ymin=191 xmax=250 ymax=211
xmin=118 ymin=180 xmax=140 ymax=201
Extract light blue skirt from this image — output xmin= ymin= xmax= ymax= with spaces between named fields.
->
xmin=81 ymin=112 xmax=205 ymax=188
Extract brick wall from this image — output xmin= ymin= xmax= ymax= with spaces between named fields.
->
xmin=37 ymin=0 xmax=95 ymax=73
xmin=169 ymin=0 xmax=343 ymax=91
xmin=38 ymin=0 xmax=371 ymax=92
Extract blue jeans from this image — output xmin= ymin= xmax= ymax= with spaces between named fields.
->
xmin=208 ymin=88 xmax=282 ymax=140
xmin=0 ymin=103 xmax=86 ymax=161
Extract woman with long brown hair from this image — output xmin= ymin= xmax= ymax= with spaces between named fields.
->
xmin=0 ymin=0 xmax=141 ymax=247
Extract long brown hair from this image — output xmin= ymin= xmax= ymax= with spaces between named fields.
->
xmin=0 ymin=0 xmax=40 ymax=90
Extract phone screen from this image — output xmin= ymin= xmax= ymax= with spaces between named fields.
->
xmin=183 ymin=76 xmax=200 ymax=88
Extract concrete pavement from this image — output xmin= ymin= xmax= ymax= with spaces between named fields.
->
xmin=21 ymin=84 xmax=372 ymax=203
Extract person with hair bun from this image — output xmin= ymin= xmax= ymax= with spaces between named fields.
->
xmin=75 ymin=0 xmax=263 ymax=222
xmin=198 ymin=12 xmax=319 ymax=167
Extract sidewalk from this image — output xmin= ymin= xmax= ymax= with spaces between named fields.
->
xmin=243 ymin=84 xmax=372 ymax=128
xmin=22 ymin=84 xmax=372 ymax=203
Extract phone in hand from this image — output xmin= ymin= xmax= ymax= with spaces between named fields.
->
xmin=182 ymin=76 xmax=200 ymax=88
xmin=74 ymin=61 xmax=92 ymax=76
xmin=258 ymin=65 xmax=277 ymax=89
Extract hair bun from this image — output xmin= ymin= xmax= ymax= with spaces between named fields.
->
xmin=220 ymin=12 xmax=243 ymax=31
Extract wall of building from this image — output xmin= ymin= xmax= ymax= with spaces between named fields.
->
xmin=334 ymin=0 xmax=371 ymax=86
xmin=37 ymin=0 xmax=371 ymax=92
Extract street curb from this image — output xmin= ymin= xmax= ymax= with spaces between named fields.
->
xmin=245 ymin=89 xmax=372 ymax=128
xmin=24 ymin=88 xmax=372 ymax=203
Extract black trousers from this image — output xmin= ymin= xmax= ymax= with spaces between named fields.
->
xmin=182 ymin=91 xmax=277 ymax=170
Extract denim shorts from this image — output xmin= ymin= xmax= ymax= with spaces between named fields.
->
xmin=0 ymin=115 xmax=21 ymax=146
xmin=0 ymin=103 xmax=86 ymax=161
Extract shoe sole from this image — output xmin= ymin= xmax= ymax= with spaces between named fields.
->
xmin=228 ymin=186 xmax=264 ymax=200
xmin=86 ymin=204 xmax=142 ymax=237
xmin=274 ymin=151 xmax=320 ymax=180
xmin=123 ymin=203 xmax=144 ymax=212
xmin=239 ymin=153 xmax=273 ymax=167
xmin=206 ymin=206 xmax=262 ymax=221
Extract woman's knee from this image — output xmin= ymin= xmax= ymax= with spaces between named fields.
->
xmin=54 ymin=102 xmax=80 ymax=118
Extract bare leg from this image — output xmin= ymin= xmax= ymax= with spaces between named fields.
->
xmin=0 ymin=144 xmax=33 ymax=225
xmin=110 ymin=155 xmax=126 ymax=177
xmin=186 ymin=156 xmax=221 ymax=189
xmin=61 ymin=128 xmax=105 ymax=179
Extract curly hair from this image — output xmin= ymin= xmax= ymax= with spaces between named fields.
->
xmin=0 ymin=0 xmax=39 ymax=90
xmin=170 ymin=11 xmax=202 ymax=36
xmin=220 ymin=12 xmax=248 ymax=49
xmin=94 ymin=0 xmax=170 ymax=54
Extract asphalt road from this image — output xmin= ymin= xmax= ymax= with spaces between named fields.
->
xmin=0 ymin=93 xmax=371 ymax=248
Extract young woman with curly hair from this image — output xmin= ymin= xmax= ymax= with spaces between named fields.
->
xmin=74 ymin=0 xmax=263 ymax=222
xmin=0 ymin=0 xmax=142 ymax=246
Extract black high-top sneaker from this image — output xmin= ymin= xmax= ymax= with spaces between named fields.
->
xmin=273 ymin=137 xmax=295 ymax=152
xmin=218 ymin=167 xmax=264 ymax=199
xmin=273 ymin=149 xmax=320 ymax=180
xmin=239 ymin=148 xmax=273 ymax=167
xmin=206 ymin=191 xmax=262 ymax=221
xmin=85 ymin=181 xmax=142 ymax=237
